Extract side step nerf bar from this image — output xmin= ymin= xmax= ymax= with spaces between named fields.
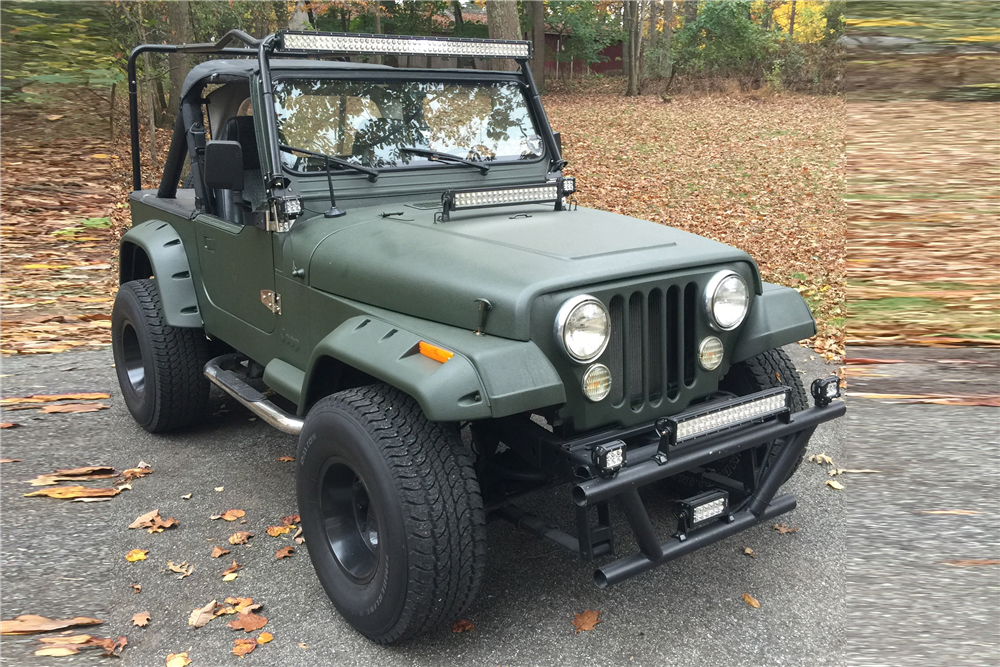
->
xmin=204 ymin=355 xmax=303 ymax=435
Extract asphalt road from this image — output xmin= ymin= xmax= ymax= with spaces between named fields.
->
xmin=0 ymin=342 xmax=877 ymax=667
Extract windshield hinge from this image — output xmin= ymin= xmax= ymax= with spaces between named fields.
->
xmin=261 ymin=290 xmax=281 ymax=315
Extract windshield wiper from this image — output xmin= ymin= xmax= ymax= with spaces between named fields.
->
xmin=400 ymin=147 xmax=489 ymax=175
xmin=279 ymin=144 xmax=379 ymax=183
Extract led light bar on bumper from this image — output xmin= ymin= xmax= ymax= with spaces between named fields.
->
xmin=660 ymin=387 xmax=791 ymax=447
xmin=280 ymin=32 xmax=531 ymax=59
xmin=439 ymin=178 xmax=576 ymax=221
xmin=677 ymin=490 xmax=729 ymax=535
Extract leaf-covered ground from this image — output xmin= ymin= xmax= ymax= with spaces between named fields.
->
xmin=846 ymin=100 xmax=1000 ymax=346
xmin=0 ymin=99 xmax=118 ymax=354
xmin=546 ymin=90 xmax=847 ymax=358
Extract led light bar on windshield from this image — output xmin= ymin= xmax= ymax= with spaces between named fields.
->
xmin=280 ymin=32 xmax=531 ymax=59
xmin=662 ymin=387 xmax=791 ymax=447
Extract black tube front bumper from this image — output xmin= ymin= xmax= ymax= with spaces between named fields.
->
xmin=575 ymin=400 xmax=846 ymax=587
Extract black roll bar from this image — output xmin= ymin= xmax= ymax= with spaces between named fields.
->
xmin=128 ymin=31 xmax=563 ymax=199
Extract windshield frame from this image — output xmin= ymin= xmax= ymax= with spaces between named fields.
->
xmin=269 ymin=69 xmax=547 ymax=178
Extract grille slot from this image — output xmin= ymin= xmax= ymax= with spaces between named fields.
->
xmin=606 ymin=282 xmax=697 ymax=409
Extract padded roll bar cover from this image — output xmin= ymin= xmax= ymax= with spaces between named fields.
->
xmin=731 ymin=282 xmax=816 ymax=364
xmin=119 ymin=219 xmax=203 ymax=328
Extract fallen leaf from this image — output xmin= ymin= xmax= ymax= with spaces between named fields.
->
xmin=293 ymin=527 xmax=304 ymax=545
xmin=125 ymin=549 xmax=148 ymax=562
xmin=131 ymin=584 xmax=141 ymax=594
xmin=256 ymin=632 xmax=273 ymax=644
xmin=215 ymin=486 xmax=224 ymax=492
xmin=266 ymin=525 xmax=291 ymax=537
xmin=46 ymin=114 xmax=64 ymax=121
xmin=845 ymin=358 xmax=907 ymax=365
xmin=26 ymin=465 xmax=117 ymax=485
xmin=25 ymin=485 xmax=122 ymax=499
xmin=120 ymin=466 xmax=153 ymax=482
xmin=275 ymin=546 xmax=295 ymax=560
xmin=743 ymin=547 xmax=755 ymax=558
xmin=181 ymin=493 xmax=192 ymax=500
xmin=451 ymin=619 xmax=474 ymax=633
xmin=128 ymin=509 xmax=166 ymax=530
xmin=0 ymin=457 xmax=23 ymax=462
xmin=916 ymin=510 xmax=982 ymax=516
xmin=188 ymin=601 xmax=220 ymax=628
xmin=809 ymin=452 xmax=834 ymax=465
xmin=571 ymin=609 xmax=601 ymax=633
xmin=166 ymin=652 xmax=192 ymax=667
xmin=0 ymin=393 xmax=109 ymax=404
xmin=773 ymin=523 xmax=801 ymax=534
xmin=1 ymin=425 xmax=20 ymax=430
xmin=228 ymin=612 xmax=268 ymax=633
xmin=219 ymin=598 xmax=259 ymax=615
xmin=222 ymin=560 xmax=242 ymax=576
xmin=280 ymin=514 xmax=300 ymax=526
xmin=228 ymin=531 xmax=253 ymax=545
xmin=850 ymin=392 xmax=1000 ymax=407
xmin=277 ymin=456 xmax=295 ymax=462
xmin=103 ymin=636 xmax=128 ymax=658
xmin=220 ymin=509 xmax=245 ymax=522
xmin=167 ymin=562 xmax=194 ymax=579
xmin=742 ymin=593 xmax=761 ymax=609
xmin=826 ymin=480 xmax=845 ymax=490
xmin=39 ymin=402 xmax=110 ymax=413
xmin=37 ymin=634 xmax=93 ymax=644
xmin=1 ymin=615 xmax=103 ymax=635
xmin=35 ymin=647 xmax=79 ymax=656
xmin=233 ymin=638 xmax=257 ymax=657
xmin=940 ymin=559 xmax=1000 ymax=567
xmin=131 ymin=612 xmax=150 ymax=627
xmin=211 ymin=546 xmax=231 ymax=558
xmin=829 ymin=468 xmax=882 ymax=476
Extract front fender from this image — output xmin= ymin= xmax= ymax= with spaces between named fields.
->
xmin=119 ymin=220 xmax=202 ymax=328
xmin=303 ymin=313 xmax=567 ymax=423
xmin=731 ymin=282 xmax=816 ymax=363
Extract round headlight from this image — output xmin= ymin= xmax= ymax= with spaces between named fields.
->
xmin=555 ymin=295 xmax=610 ymax=363
xmin=705 ymin=271 xmax=749 ymax=330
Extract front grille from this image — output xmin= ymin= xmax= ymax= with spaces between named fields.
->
xmin=607 ymin=282 xmax=698 ymax=409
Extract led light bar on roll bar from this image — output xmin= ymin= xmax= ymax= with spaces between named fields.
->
xmin=438 ymin=177 xmax=576 ymax=222
xmin=659 ymin=387 xmax=791 ymax=448
xmin=280 ymin=32 xmax=531 ymax=59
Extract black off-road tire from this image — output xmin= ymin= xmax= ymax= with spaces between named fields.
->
xmin=111 ymin=279 xmax=209 ymax=432
xmin=719 ymin=347 xmax=810 ymax=482
xmin=297 ymin=385 xmax=487 ymax=644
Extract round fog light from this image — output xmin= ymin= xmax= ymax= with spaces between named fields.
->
xmin=582 ymin=364 xmax=612 ymax=402
xmin=698 ymin=336 xmax=724 ymax=371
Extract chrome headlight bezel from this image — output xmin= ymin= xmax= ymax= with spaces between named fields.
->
xmin=704 ymin=270 xmax=749 ymax=331
xmin=554 ymin=294 xmax=610 ymax=364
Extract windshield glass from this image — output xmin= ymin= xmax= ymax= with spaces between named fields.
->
xmin=273 ymin=79 xmax=542 ymax=171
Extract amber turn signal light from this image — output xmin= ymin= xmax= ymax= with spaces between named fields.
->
xmin=418 ymin=341 xmax=454 ymax=364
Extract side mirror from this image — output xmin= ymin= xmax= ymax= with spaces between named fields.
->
xmin=553 ymin=131 xmax=562 ymax=154
xmin=204 ymin=140 xmax=244 ymax=191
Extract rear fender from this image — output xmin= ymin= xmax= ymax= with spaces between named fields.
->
xmin=119 ymin=220 xmax=202 ymax=328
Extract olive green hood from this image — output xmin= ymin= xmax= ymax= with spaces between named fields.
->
xmin=303 ymin=204 xmax=759 ymax=341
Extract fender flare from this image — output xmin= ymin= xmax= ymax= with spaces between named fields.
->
xmin=302 ymin=315 xmax=567 ymax=422
xmin=119 ymin=220 xmax=203 ymax=328
xmin=732 ymin=282 xmax=816 ymax=363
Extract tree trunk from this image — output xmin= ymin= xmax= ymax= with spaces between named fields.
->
xmin=624 ymin=0 xmax=643 ymax=96
xmin=648 ymin=0 xmax=660 ymax=52
xmin=453 ymin=0 xmax=463 ymax=29
xmin=531 ymin=0 xmax=546 ymax=92
xmin=165 ymin=0 xmax=192 ymax=125
xmin=682 ymin=0 xmax=697 ymax=27
xmin=372 ymin=1 xmax=381 ymax=65
xmin=486 ymin=0 xmax=520 ymax=72
xmin=660 ymin=0 xmax=674 ymax=79
xmin=788 ymin=0 xmax=797 ymax=41
xmin=287 ymin=1 xmax=310 ymax=30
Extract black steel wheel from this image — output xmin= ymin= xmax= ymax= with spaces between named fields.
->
xmin=297 ymin=384 xmax=487 ymax=644
xmin=111 ymin=279 xmax=209 ymax=432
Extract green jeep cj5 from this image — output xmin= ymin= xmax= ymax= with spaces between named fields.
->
xmin=115 ymin=30 xmax=844 ymax=643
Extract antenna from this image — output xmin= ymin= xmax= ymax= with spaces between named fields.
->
xmin=324 ymin=158 xmax=345 ymax=218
